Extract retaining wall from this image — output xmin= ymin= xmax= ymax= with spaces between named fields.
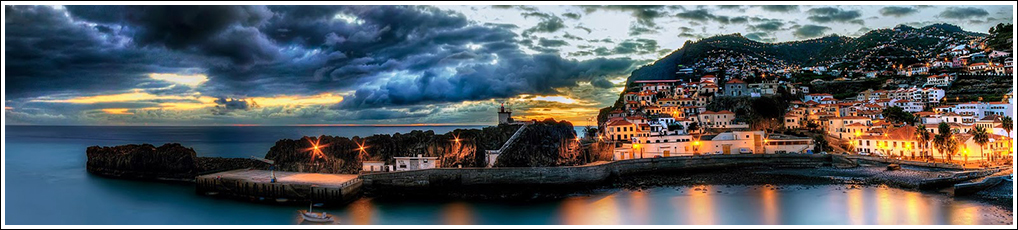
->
xmin=361 ymin=154 xmax=833 ymax=193
xmin=195 ymin=176 xmax=362 ymax=205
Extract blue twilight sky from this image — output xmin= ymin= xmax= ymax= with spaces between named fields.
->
xmin=3 ymin=4 xmax=1013 ymax=126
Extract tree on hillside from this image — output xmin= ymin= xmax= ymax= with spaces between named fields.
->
xmin=987 ymin=23 xmax=1013 ymax=51
xmin=686 ymin=122 xmax=700 ymax=135
xmin=882 ymin=106 xmax=916 ymax=125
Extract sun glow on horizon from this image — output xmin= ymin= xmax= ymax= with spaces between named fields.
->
xmin=149 ymin=73 xmax=209 ymax=87
xmin=101 ymin=108 xmax=133 ymax=115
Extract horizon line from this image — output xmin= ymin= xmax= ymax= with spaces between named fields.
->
xmin=3 ymin=123 xmax=497 ymax=127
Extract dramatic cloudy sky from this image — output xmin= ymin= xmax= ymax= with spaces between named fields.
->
xmin=3 ymin=5 xmax=1012 ymax=126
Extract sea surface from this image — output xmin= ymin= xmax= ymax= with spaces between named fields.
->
xmin=3 ymin=125 xmax=1012 ymax=225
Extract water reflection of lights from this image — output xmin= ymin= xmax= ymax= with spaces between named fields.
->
xmin=344 ymin=198 xmax=374 ymax=225
xmin=685 ymin=185 xmax=716 ymax=225
xmin=442 ymin=201 xmax=474 ymax=225
xmin=627 ymin=190 xmax=650 ymax=225
xmin=846 ymin=187 xmax=865 ymax=225
xmin=557 ymin=194 xmax=620 ymax=225
xmin=760 ymin=185 xmax=779 ymax=225
xmin=949 ymin=203 xmax=980 ymax=225
xmin=875 ymin=186 xmax=895 ymax=225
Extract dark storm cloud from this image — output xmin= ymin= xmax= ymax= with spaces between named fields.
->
xmin=580 ymin=6 xmax=667 ymax=27
xmin=522 ymin=14 xmax=566 ymax=36
xmin=590 ymin=78 xmax=615 ymax=88
xmin=9 ymin=5 xmax=642 ymax=114
xmin=744 ymin=32 xmax=776 ymax=43
xmin=613 ymin=39 xmax=659 ymax=55
xmin=749 ymin=21 xmax=785 ymax=32
xmin=562 ymin=33 xmax=584 ymax=41
xmin=806 ymin=7 xmax=863 ymax=24
xmin=880 ymin=6 xmax=918 ymax=17
xmin=675 ymin=9 xmax=715 ymax=22
xmin=570 ymin=38 xmax=660 ymax=57
xmin=674 ymin=9 xmax=746 ymax=24
xmin=4 ymin=5 xmax=206 ymax=99
xmin=793 ymin=25 xmax=832 ymax=38
xmin=938 ymin=7 xmax=989 ymax=19
xmin=335 ymin=54 xmax=638 ymax=109
xmin=628 ymin=24 xmax=659 ymax=36
xmin=562 ymin=12 xmax=581 ymax=20
xmin=538 ymin=38 xmax=569 ymax=47
xmin=758 ymin=5 xmax=799 ymax=13
xmin=65 ymin=5 xmax=279 ymax=66
xmin=348 ymin=107 xmax=433 ymax=120
xmin=211 ymin=97 xmax=256 ymax=115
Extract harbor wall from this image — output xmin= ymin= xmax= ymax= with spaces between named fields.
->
xmin=360 ymin=154 xmax=833 ymax=195
xmin=195 ymin=176 xmax=362 ymax=205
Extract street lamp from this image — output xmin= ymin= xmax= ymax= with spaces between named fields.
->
xmin=692 ymin=140 xmax=701 ymax=156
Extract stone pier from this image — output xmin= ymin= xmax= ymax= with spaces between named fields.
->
xmin=196 ymin=169 xmax=362 ymax=205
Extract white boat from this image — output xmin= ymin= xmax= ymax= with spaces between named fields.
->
xmin=299 ymin=203 xmax=336 ymax=223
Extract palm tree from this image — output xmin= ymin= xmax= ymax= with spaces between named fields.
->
xmin=1002 ymin=116 xmax=1014 ymax=163
xmin=933 ymin=122 xmax=959 ymax=163
xmin=914 ymin=126 xmax=932 ymax=160
xmin=971 ymin=126 xmax=990 ymax=165
xmin=1002 ymin=116 xmax=1013 ymax=139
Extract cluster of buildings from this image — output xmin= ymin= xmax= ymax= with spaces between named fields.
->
xmin=600 ymin=75 xmax=817 ymax=160
xmin=795 ymin=88 xmax=1015 ymax=163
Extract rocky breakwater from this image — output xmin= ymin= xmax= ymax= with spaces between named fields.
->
xmin=86 ymin=143 xmax=199 ymax=181
xmin=86 ymin=143 xmax=262 ymax=181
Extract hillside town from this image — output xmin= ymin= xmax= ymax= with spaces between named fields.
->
xmin=595 ymin=33 xmax=1014 ymax=168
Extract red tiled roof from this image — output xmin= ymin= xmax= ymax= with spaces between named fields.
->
xmin=726 ymin=79 xmax=746 ymax=84
xmin=606 ymin=119 xmax=633 ymax=126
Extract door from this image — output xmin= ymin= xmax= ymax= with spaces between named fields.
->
xmin=409 ymin=160 xmax=419 ymax=170
xmin=723 ymin=144 xmax=731 ymax=155
xmin=663 ymin=150 xmax=670 ymax=157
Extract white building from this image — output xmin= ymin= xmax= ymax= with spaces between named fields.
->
xmin=361 ymin=161 xmax=391 ymax=172
xmin=804 ymin=93 xmax=834 ymax=103
xmin=613 ymin=131 xmax=814 ymax=160
xmin=394 ymin=155 xmax=440 ymax=171
xmin=924 ymin=74 xmax=955 ymax=87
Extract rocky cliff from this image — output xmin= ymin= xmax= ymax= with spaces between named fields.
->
xmin=494 ymin=119 xmax=580 ymax=167
xmin=86 ymin=143 xmax=199 ymax=181
xmin=263 ymin=125 xmax=521 ymax=174
xmin=86 ymin=143 xmax=262 ymax=181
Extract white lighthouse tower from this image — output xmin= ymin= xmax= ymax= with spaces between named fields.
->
xmin=497 ymin=102 xmax=513 ymax=125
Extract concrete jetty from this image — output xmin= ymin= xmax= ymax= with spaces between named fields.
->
xmin=196 ymin=169 xmax=362 ymax=205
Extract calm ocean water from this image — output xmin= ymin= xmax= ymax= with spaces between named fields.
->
xmin=3 ymin=125 xmax=1012 ymax=225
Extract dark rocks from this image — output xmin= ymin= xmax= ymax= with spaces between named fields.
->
xmin=86 ymin=143 xmax=199 ymax=181
xmin=196 ymin=157 xmax=264 ymax=173
xmin=263 ymin=125 xmax=521 ymax=174
xmin=494 ymin=119 xmax=580 ymax=167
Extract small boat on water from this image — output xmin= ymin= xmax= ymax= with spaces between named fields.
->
xmin=299 ymin=202 xmax=336 ymax=223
